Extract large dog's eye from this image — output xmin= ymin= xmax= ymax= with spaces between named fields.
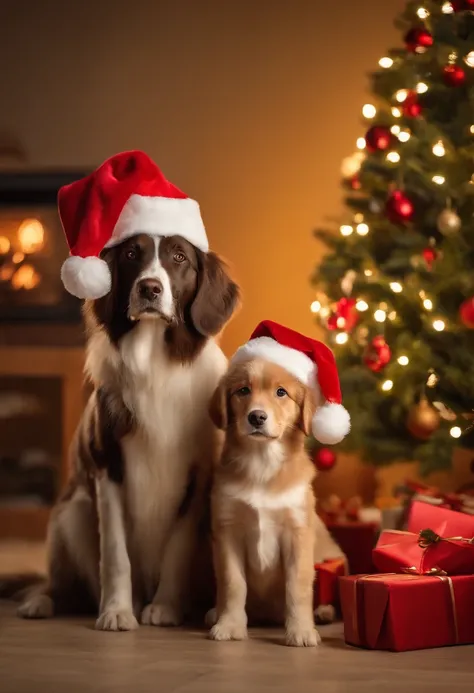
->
xmin=173 ymin=251 xmax=186 ymax=264
xmin=236 ymin=386 xmax=251 ymax=397
xmin=276 ymin=387 xmax=288 ymax=398
xmin=126 ymin=248 xmax=137 ymax=261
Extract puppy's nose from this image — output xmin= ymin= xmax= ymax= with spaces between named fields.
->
xmin=248 ymin=410 xmax=268 ymax=428
xmin=138 ymin=278 xmax=162 ymax=301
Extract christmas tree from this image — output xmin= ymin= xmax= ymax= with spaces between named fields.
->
xmin=312 ymin=0 xmax=474 ymax=475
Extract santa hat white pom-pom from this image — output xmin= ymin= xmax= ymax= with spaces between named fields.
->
xmin=312 ymin=402 xmax=351 ymax=445
xmin=61 ymin=256 xmax=111 ymax=300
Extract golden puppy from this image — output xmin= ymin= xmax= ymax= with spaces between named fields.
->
xmin=208 ymin=357 xmax=320 ymax=647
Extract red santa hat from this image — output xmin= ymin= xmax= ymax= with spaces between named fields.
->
xmin=58 ymin=150 xmax=208 ymax=299
xmin=231 ymin=320 xmax=350 ymax=445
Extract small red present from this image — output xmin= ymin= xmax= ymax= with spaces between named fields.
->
xmin=313 ymin=558 xmax=347 ymax=608
xmin=340 ymin=573 xmax=474 ymax=651
xmin=373 ymin=528 xmax=474 ymax=576
xmin=326 ymin=521 xmax=378 ymax=574
xmin=408 ymin=500 xmax=474 ymax=535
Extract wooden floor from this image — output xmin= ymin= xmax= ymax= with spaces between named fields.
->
xmin=2 ymin=543 xmax=474 ymax=692
xmin=1 ymin=601 xmax=474 ymax=693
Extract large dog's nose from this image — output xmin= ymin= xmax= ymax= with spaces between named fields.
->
xmin=138 ymin=278 xmax=163 ymax=301
xmin=248 ymin=410 xmax=268 ymax=428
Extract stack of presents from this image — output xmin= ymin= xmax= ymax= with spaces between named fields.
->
xmin=314 ymin=482 xmax=474 ymax=651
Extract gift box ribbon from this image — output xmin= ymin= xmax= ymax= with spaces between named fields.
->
xmin=351 ymin=573 xmax=459 ymax=647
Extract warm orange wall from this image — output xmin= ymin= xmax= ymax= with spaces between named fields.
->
xmin=0 ymin=0 xmax=405 ymax=355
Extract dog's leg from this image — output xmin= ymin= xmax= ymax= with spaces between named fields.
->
xmin=209 ymin=530 xmax=248 ymax=641
xmin=95 ymin=473 xmax=138 ymax=632
xmin=282 ymin=527 xmax=320 ymax=648
xmin=18 ymin=487 xmax=99 ymax=619
xmin=141 ymin=512 xmax=196 ymax=627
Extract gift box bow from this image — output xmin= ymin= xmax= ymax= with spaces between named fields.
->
xmin=373 ymin=526 xmax=474 ymax=576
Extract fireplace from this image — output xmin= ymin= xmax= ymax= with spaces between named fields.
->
xmin=0 ymin=170 xmax=89 ymax=539
xmin=0 ymin=171 xmax=87 ymax=322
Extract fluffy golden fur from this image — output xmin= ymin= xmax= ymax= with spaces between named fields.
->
xmin=208 ymin=357 xmax=326 ymax=647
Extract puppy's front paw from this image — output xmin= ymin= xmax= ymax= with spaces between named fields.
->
xmin=96 ymin=608 xmax=139 ymax=632
xmin=141 ymin=603 xmax=183 ymax=627
xmin=18 ymin=594 xmax=54 ymax=619
xmin=285 ymin=623 xmax=321 ymax=648
xmin=209 ymin=615 xmax=248 ymax=641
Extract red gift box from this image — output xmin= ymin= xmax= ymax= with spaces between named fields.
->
xmin=373 ymin=528 xmax=474 ymax=576
xmin=409 ymin=500 xmax=474 ymax=535
xmin=326 ymin=522 xmax=378 ymax=574
xmin=340 ymin=573 xmax=474 ymax=651
xmin=313 ymin=558 xmax=347 ymax=608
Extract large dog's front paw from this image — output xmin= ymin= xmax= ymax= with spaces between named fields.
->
xmin=315 ymin=604 xmax=336 ymax=625
xmin=141 ymin=603 xmax=183 ymax=627
xmin=205 ymin=607 xmax=217 ymax=627
xmin=18 ymin=594 xmax=54 ymax=619
xmin=285 ymin=622 xmax=321 ymax=648
xmin=96 ymin=608 xmax=139 ymax=632
xmin=209 ymin=614 xmax=248 ymax=642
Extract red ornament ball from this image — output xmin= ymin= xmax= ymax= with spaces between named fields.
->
xmin=459 ymin=297 xmax=474 ymax=328
xmin=335 ymin=297 xmax=359 ymax=332
xmin=346 ymin=174 xmax=361 ymax=190
xmin=363 ymin=336 xmax=391 ymax=373
xmin=443 ymin=65 xmax=466 ymax=87
xmin=402 ymin=92 xmax=422 ymax=118
xmin=404 ymin=28 xmax=433 ymax=53
xmin=451 ymin=0 xmax=474 ymax=10
xmin=327 ymin=298 xmax=358 ymax=332
xmin=385 ymin=190 xmax=415 ymax=224
xmin=365 ymin=126 xmax=393 ymax=153
xmin=422 ymin=247 xmax=437 ymax=269
xmin=314 ymin=447 xmax=337 ymax=471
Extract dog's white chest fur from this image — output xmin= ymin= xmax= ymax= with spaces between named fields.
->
xmin=223 ymin=482 xmax=307 ymax=573
xmin=89 ymin=321 xmax=227 ymax=596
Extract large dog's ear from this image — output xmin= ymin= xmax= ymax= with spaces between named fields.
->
xmin=191 ymin=251 xmax=240 ymax=337
xmin=209 ymin=377 xmax=229 ymax=430
xmin=298 ymin=386 xmax=316 ymax=437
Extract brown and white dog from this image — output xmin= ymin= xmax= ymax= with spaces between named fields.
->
xmin=208 ymin=356 xmax=339 ymax=647
xmin=17 ymin=232 xmax=239 ymax=631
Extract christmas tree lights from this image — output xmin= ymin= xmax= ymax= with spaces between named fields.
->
xmin=311 ymin=0 xmax=474 ymax=473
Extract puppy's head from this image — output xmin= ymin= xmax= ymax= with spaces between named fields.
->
xmin=91 ymin=233 xmax=239 ymax=344
xmin=210 ymin=358 xmax=315 ymax=447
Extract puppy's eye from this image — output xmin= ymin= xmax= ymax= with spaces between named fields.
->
xmin=276 ymin=387 xmax=288 ymax=398
xmin=236 ymin=386 xmax=251 ymax=397
xmin=126 ymin=248 xmax=137 ymax=261
xmin=173 ymin=252 xmax=186 ymax=263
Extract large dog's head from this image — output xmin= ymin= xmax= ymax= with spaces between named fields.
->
xmin=89 ymin=233 xmax=239 ymax=356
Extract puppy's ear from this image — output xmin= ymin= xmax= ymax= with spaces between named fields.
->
xmin=209 ymin=377 xmax=229 ymax=430
xmin=191 ymin=251 xmax=240 ymax=337
xmin=298 ymin=386 xmax=316 ymax=437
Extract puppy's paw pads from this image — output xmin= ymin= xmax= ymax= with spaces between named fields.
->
xmin=285 ymin=625 xmax=321 ymax=648
xmin=141 ymin=603 xmax=183 ymax=627
xmin=96 ymin=608 xmax=139 ymax=632
xmin=204 ymin=607 xmax=217 ymax=627
xmin=18 ymin=595 xmax=54 ymax=619
xmin=315 ymin=604 xmax=336 ymax=625
xmin=209 ymin=619 xmax=248 ymax=641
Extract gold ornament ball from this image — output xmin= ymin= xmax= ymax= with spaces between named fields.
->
xmin=437 ymin=208 xmax=461 ymax=235
xmin=406 ymin=399 xmax=441 ymax=440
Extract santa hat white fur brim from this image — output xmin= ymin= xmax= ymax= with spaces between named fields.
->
xmin=231 ymin=336 xmax=350 ymax=444
xmin=61 ymin=256 xmax=111 ymax=300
